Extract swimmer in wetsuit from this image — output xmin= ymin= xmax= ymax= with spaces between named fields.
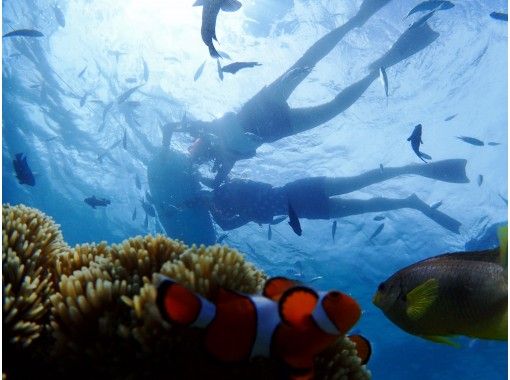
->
xmin=198 ymin=159 xmax=469 ymax=234
xmin=174 ymin=0 xmax=441 ymax=186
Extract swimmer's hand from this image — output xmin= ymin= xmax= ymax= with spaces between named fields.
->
xmin=270 ymin=216 xmax=287 ymax=225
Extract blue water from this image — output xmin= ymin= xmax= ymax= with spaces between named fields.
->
xmin=2 ymin=0 xmax=508 ymax=379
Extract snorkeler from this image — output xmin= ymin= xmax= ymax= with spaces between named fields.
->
xmin=174 ymin=0 xmax=440 ymax=186
xmin=196 ymin=159 xmax=468 ymax=234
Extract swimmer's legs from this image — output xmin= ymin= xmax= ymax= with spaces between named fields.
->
xmin=266 ymin=0 xmax=392 ymax=101
xmin=288 ymin=21 xmax=440 ymax=135
xmin=329 ymin=194 xmax=461 ymax=233
xmin=290 ymin=71 xmax=378 ymax=133
xmin=324 ymin=159 xmax=469 ymax=196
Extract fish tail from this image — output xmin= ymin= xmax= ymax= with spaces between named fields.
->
xmin=208 ymin=43 xmax=221 ymax=59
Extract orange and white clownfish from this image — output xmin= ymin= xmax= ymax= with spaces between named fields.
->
xmin=156 ymin=276 xmax=371 ymax=379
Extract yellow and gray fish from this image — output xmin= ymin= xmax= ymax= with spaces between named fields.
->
xmin=373 ymin=226 xmax=508 ymax=346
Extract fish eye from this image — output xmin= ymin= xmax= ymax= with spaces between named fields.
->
xmin=377 ymin=283 xmax=386 ymax=292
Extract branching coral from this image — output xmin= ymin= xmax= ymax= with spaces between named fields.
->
xmin=3 ymin=203 xmax=371 ymax=380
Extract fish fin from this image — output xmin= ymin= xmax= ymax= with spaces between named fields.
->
xmin=221 ymin=0 xmax=242 ymax=12
xmin=420 ymin=152 xmax=432 ymax=160
xmin=156 ymin=277 xmax=204 ymax=325
xmin=278 ymin=286 xmax=318 ymax=327
xmin=263 ymin=277 xmax=299 ymax=301
xmin=497 ymin=226 xmax=508 ymax=268
xmin=420 ymin=335 xmax=461 ymax=348
xmin=192 ymin=0 xmax=204 ymax=6
xmin=405 ymin=278 xmax=439 ymax=320
xmin=348 ymin=334 xmax=372 ymax=365
xmin=407 ymin=136 xmax=412 ymax=141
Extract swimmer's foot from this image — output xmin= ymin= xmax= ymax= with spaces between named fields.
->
xmin=407 ymin=193 xmax=461 ymax=234
xmin=368 ymin=16 xmax=440 ymax=72
xmin=413 ymin=159 xmax=470 ymax=184
xmin=354 ymin=0 xmax=392 ymax=26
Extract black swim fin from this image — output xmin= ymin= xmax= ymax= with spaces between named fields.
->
xmin=416 ymin=159 xmax=469 ymax=183
xmin=368 ymin=20 xmax=439 ymax=72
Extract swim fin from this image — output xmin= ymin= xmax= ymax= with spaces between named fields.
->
xmin=368 ymin=21 xmax=439 ymax=72
xmin=415 ymin=159 xmax=469 ymax=183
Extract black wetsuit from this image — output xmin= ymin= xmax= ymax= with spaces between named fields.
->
xmin=211 ymin=177 xmax=331 ymax=230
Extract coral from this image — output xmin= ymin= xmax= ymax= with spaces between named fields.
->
xmin=2 ymin=204 xmax=70 ymax=349
xmin=3 ymin=203 xmax=371 ymax=380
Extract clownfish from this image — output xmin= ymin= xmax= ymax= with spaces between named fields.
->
xmin=156 ymin=276 xmax=371 ymax=379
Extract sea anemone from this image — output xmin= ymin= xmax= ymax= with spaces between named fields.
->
xmin=3 ymin=203 xmax=371 ymax=380
xmin=2 ymin=204 xmax=69 ymax=348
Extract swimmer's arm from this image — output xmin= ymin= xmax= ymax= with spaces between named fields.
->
xmin=199 ymin=175 xmax=216 ymax=189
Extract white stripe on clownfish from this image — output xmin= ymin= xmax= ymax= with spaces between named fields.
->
xmin=312 ymin=292 xmax=341 ymax=335
xmin=190 ymin=293 xmax=216 ymax=328
xmin=250 ymin=296 xmax=280 ymax=358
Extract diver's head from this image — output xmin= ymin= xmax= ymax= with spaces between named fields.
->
xmin=188 ymin=137 xmax=214 ymax=164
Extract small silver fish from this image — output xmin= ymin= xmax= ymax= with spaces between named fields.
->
xmin=369 ymin=223 xmax=385 ymax=240
xmin=144 ymin=213 xmax=148 ymax=229
xmin=217 ymin=233 xmax=228 ymax=243
xmin=444 ymin=114 xmax=457 ymax=122
xmin=457 ymin=136 xmax=484 ymax=146
xmin=53 ymin=5 xmax=65 ymax=27
xmin=142 ymin=57 xmax=149 ymax=82
xmin=373 ymin=215 xmax=385 ymax=221
xmin=135 ymin=174 xmax=141 ymax=190
xmin=332 ymin=220 xmax=337 ymax=241
xmin=132 ymin=207 xmax=137 ymax=221
xmin=217 ymin=59 xmax=224 ymax=81
xmin=379 ymin=164 xmax=384 ymax=173
xmin=379 ymin=67 xmax=388 ymax=103
xmin=268 ymin=224 xmax=272 ymax=241
xmin=194 ymin=61 xmax=206 ymax=81
xmin=3 ymin=29 xmax=44 ymax=38
xmin=488 ymin=142 xmax=501 ymax=146
xmin=78 ymin=66 xmax=87 ymax=78
xmin=477 ymin=175 xmax=483 ymax=187
xmin=117 ymin=84 xmax=144 ymax=104
xmin=123 ymin=129 xmax=127 ymax=150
